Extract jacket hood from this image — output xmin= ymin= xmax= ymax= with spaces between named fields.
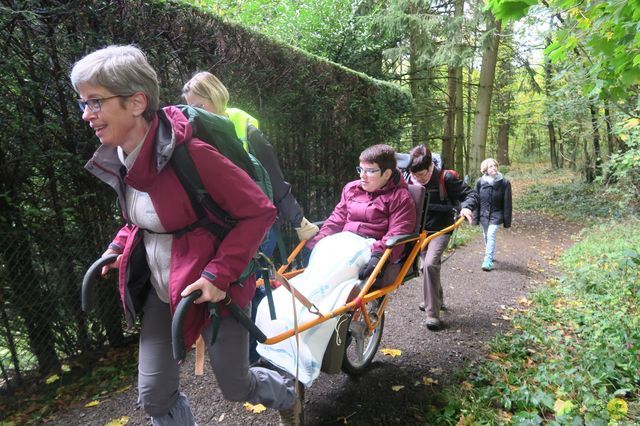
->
xmin=120 ymin=106 xmax=193 ymax=189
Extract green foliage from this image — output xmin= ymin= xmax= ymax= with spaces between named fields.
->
xmin=423 ymin=218 xmax=640 ymax=425
xmin=487 ymin=0 xmax=640 ymax=100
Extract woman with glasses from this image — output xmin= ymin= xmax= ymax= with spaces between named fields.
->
xmin=306 ymin=144 xmax=416 ymax=284
xmin=71 ymin=45 xmax=303 ymax=425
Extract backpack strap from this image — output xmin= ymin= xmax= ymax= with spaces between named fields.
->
xmin=438 ymin=169 xmax=448 ymax=201
xmin=170 ymin=143 xmax=236 ymax=240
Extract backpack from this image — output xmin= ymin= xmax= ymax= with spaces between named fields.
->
xmin=170 ymin=105 xmax=274 ymax=282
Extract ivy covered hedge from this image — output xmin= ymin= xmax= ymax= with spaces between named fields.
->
xmin=0 ymin=0 xmax=411 ymax=389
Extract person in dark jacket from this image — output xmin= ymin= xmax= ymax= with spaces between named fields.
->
xmin=71 ymin=45 xmax=303 ymax=426
xmin=474 ymin=158 xmax=512 ymax=271
xmin=307 ymin=144 xmax=416 ymax=285
xmin=407 ymin=145 xmax=478 ymax=331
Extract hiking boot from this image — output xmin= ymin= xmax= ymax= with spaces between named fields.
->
xmin=279 ymin=381 xmax=304 ymax=425
xmin=481 ymin=260 xmax=493 ymax=271
xmin=424 ymin=316 xmax=441 ymax=331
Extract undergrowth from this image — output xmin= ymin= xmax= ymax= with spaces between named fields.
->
xmin=422 ymin=174 xmax=640 ymax=425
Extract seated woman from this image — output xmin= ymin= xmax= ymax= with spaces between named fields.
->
xmin=307 ymin=143 xmax=417 ymax=286
xmin=256 ymin=144 xmax=416 ymax=385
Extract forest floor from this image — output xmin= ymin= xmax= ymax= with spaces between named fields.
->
xmin=49 ymin=177 xmax=584 ymax=425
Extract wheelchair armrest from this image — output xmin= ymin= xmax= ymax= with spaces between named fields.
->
xmin=385 ymin=233 xmax=419 ymax=248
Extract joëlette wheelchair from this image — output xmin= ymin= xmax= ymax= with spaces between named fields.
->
xmin=81 ymin=184 xmax=464 ymax=376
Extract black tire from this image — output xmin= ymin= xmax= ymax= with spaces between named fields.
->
xmin=341 ymin=298 xmax=385 ymax=375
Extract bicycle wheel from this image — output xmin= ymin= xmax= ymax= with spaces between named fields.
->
xmin=341 ymin=298 xmax=385 ymax=375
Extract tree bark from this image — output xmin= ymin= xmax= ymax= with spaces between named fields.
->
xmin=442 ymin=66 xmax=456 ymax=168
xmin=589 ymin=102 xmax=602 ymax=178
xmin=455 ymin=66 xmax=465 ymax=174
xmin=469 ymin=12 xmax=501 ymax=175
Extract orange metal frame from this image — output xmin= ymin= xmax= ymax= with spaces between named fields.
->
xmin=257 ymin=216 xmax=466 ymax=346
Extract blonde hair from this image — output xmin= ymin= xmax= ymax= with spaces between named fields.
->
xmin=480 ymin=158 xmax=499 ymax=174
xmin=182 ymin=71 xmax=229 ymax=114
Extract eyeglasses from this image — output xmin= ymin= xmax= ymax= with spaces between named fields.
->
xmin=356 ymin=166 xmax=382 ymax=176
xmin=77 ymin=95 xmax=128 ymax=113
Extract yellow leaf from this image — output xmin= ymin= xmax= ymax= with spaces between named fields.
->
xmin=623 ymin=118 xmax=640 ymax=129
xmin=116 ymin=385 xmax=132 ymax=393
xmin=391 ymin=385 xmax=404 ymax=391
xmin=554 ymin=399 xmax=575 ymax=416
xmin=45 ymin=374 xmax=60 ymax=384
xmin=379 ymin=348 xmax=402 ymax=357
xmin=422 ymin=376 xmax=438 ymax=385
xmin=105 ymin=416 xmax=129 ymax=426
xmin=607 ymin=398 xmax=628 ymax=420
xmin=243 ymin=402 xmax=267 ymax=414
xmin=61 ymin=364 xmax=71 ymax=372
xmin=85 ymin=400 xmax=100 ymax=408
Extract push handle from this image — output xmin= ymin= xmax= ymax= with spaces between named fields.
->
xmin=81 ymin=253 xmax=119 ymax=313
xmin=172 ymin=290 xmax=268 ymax=361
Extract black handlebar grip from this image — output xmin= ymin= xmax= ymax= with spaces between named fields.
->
xmin=172 ymin=289 xmax=203 ymax=362
xmin=81 ymin=253 xmax=119 ymax=313
xmin=220 ymin=295 xmax=267 ymax=343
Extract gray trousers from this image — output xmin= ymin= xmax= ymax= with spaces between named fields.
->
xmin=420 ymin=233 xmax=450 ymax=319
xmin=138 ymin=290 xmax=296 ymax=425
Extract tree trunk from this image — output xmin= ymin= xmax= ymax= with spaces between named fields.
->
xmin=455 ymin=66 xmax=464 ymax=174
xmin=604 ymin=103 xmax=616 ymax=157
xmin=548 ymin=121 xmax=558 ymax=168
xmin=442 ymin=66 xmax=456 ymax=168
xmin=589 ymin=103 xmax=602 ymax=178
xmin=469 ymin=13 xmax=501 ymax=175
xmin=497 ymin=120 xmax=510 ymax=165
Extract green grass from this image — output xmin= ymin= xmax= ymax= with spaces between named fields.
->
xmin=421 ymin=174 xmax=640 ymax=425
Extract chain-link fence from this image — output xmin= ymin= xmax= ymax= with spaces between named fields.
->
xmin=0 ymin=225 xmax=133 ymax=397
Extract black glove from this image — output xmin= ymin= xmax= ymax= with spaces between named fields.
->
xmin=358 ymin=252 xmax=382 ymax=280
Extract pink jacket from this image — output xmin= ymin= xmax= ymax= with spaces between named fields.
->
xmin=85 ymin=106 xmax=276 ymax=348
xmin=307 ymin=172 xmax=416 ymax=260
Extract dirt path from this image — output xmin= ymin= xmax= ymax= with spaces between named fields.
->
xmin=51 ymin=208 xmax=582 ymax=426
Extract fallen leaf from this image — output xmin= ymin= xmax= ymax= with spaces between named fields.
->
xmin=105 ymin=416 xmax=129 ymax=425
xmin=45 ymin=374 xmax=60 ymax=385
xmin=379 ymin=348 xmax=402 ymax=357
xmin=422 ymin=376 xmax=438 ymax=385
xmin=243 ymin=402 xmax=267 ymax=414
xmin=115 ymin=385 xmax=132 ymax=394
xmin=391 ymin=385 xmax=404 ymax=391
xmin=84 ymin=400 xmax=100 ymax=408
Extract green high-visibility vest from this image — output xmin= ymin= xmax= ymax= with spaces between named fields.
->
xmin=226 ymin=108 xmax=259 ymax=153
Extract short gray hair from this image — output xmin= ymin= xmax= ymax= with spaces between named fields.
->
xmin=70 ymin=45 xmax=159 ymax=121
xmin=480 ymin=158 xmax=498 ymax=174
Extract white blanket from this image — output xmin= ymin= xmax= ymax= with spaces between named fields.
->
xmin=256 ymin=232 xmax=373 ymax=386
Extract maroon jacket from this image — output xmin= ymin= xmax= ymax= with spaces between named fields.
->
xmin=307 ymin=172 xmax=416 ymax=261
xmin=85 ymin=106 xmax=276 ymax=349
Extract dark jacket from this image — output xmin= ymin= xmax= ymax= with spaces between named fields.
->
xmin=474 ymin=173 xmax=512 ymax=227
xmin=85 ymin=106 xmax=276 ymax=349
xmin=247 ymin=125 xmax=304 ymax=227
xmin=408 ymin=168 xmax=478 ymax=233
